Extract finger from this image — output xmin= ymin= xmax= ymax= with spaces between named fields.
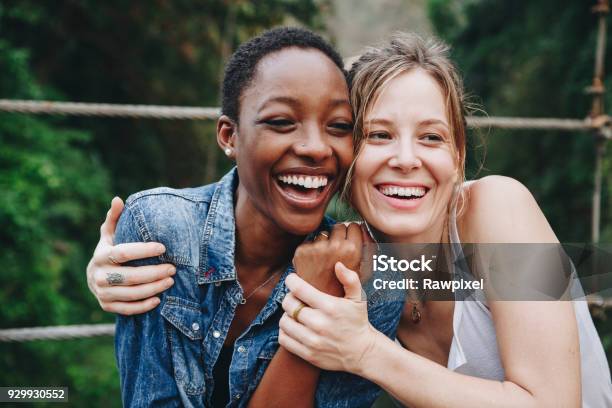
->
xmin=330 ymin=223 xmax=347 ymax=242
xmin=346 ymin=222 xmax=363 ymax=245
xmin=285 ymin=274 xmax=335 ymax=311
xmin=100 ymin=197 xmax=125 ymax=244
xmin=314 ymin=230 xmax=330 ymax=242
xmin=119 ymin=264 xmax=176 ymax=286
xmin=281 ymin=302 xmax=327 ymax=332
xmin=278 ymin=328 xmax=314 ymax=362
xmin=335 ymin=261 xmax=364 ymax=301
xmin=104 ymin=242 xmax=166 ymax=264
xmin=282 ymin=292 xmax=303 ymax=316
xmin=100 ymin=297 xmax=161 ymax=315
xmin=279 ymin=313 xmax=321 ymax=348
xmin=98 ymin=277 xmax=174 ymax=302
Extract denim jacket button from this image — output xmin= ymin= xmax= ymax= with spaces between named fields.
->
xmin=214 ymin=282 xmax=221 ymax=287
xmin=237 ymin=345 xmax=246 ymax=353
xmin=213 ymin=330 xmax=221 ymax=338
xmin=235 ymin=394 xmax=241 ymax=400
xmin=191 ymin=322 xmax=200 ymax=331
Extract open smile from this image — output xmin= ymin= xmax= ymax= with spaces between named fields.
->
xmin=273 ymin=169 xmax=335 ymax=210
xmin=374 ymin=183 xmax=430 ymax=210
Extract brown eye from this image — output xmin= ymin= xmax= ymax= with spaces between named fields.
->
xmin=259 ymin=118 xmax=297 ymax=133
xmin=367 ymin=132 xmax=391 ymax=140
xmin=328 ymin=122 xmax=353 ymax=135
xmin=265 ymin=119 xmax=294 ymax=127
xmin=421 ymin=133 xmax=443 ymax=142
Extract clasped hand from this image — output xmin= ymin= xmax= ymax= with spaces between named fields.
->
xmin=280 ymin=223 xmax=380 ymax=374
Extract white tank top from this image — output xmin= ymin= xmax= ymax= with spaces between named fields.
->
xmin=443 ymin=181 xmax=612 ymax=407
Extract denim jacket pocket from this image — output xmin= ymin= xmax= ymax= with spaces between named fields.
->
xmin=243 ymin=335 xmax=279 ymax=401
xmin=161 ymin=296 xmax=206 ymax=396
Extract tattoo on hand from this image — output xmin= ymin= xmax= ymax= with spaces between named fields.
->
xmin=106 ymin=271 xmax=125 ymax=286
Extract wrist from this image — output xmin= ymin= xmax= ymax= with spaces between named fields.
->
xmin=320 ymin=280 xmax=344 ymax=297
xmin=350 ymin=325 xmax=386 ymax=377
xmin=297 ymin=273 xmax=344 ymax=297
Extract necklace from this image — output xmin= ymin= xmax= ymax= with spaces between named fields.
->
xmin=239 ymin=270 xmax=281 ymax=305
xmin=410 ymin=230 xmax=448 ymax=324
xmin=410 ymin=301 xmax=422 ymax=323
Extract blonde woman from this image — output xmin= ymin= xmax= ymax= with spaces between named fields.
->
xmin=278 ymin=33 xmax=612 ymax=407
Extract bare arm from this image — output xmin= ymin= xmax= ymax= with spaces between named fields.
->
xmin=86 ymin=197 xmax=175 ymax=315
xmin=248 ymin=348 xmax=320 ymax=408
xmin=357 ymin=301 xmax=579 ymax=408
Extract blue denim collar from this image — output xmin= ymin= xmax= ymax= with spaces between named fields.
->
xmin=198 ymin=166 xmax=336 ymax=290
xmin=199 ymin=167 xmax=239 ymax=285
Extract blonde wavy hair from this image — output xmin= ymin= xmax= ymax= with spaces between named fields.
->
xmin=342 ymin=32 xmax=471 ymax=219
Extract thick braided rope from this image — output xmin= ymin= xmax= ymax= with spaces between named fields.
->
xmin=0 ymin=99 xmax=601 ymax=131
xmin=0 ymin=324 xmax=115 ymax=342
xmin=0 ymin=100 xmax=219 ymax=120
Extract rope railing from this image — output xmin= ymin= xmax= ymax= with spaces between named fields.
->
xmin=0 ymin=324 xmax=115 ymax=342
xmin=1 ymin=297 xmax=610 ymax=342
xmin=0 ymin=99 xmax=220 ymax=120
xmin=1 ymin=99 xmax=608 ymax=132
xmin=467 ymin=116 xmax=603 ymax=131
xmin=0 ymin=97 xmax=611 ymax=343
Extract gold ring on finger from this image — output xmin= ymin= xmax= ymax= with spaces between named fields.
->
xmin=108 ymin=255 xmax=120 ymax=265
xmin=318 ymin=231 xmax=330 ymax=239
xmin=292 ymin=302 xmax=306 ymax=322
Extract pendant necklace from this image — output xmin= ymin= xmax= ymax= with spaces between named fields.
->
xmin=239 ymin=270 xmax=281 ymax=305
xmin=410 ymin=230 xmax=447 ymax=324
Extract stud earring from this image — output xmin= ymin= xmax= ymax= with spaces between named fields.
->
xmin=224 ymin=147 xmax=232 ymax=156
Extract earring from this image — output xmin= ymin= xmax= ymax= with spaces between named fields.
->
xmin=224 ymin=147 xmax=232 ymax=156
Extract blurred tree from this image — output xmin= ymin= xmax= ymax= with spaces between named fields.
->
xmin=428 ymin=0 xmax=612 ymax=358
xmin=0 ymin=0 xmax=329 ymax=195
xmin=0 ymin=37 xmax=117 ymax=405
xmin=0 ymin=1 xmax=329 ymax=405
xmin=429 ymin=0 xmax=611 ymax=242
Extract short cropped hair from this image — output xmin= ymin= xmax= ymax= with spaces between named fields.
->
xmin=221 ymin=26 xmax=346 ymax=123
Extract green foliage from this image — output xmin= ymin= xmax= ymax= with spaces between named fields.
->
xmin=0 ymin=1 xmax=327 ymax=403
xmin=429 ymin=0 xmax=611 ymax=242
xmin=0 ymin=0 xmax=329 ymax=194
xmin=0 ymin=37 xmax=117 ymax=404
xmin=428 ymin=0 xmax=612 ymax=359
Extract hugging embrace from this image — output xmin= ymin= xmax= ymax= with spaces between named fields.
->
xmin=86 ymin=27 xmax=611 ymax=407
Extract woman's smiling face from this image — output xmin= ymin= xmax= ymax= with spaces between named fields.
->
xmin=234 ymin=47 xmax=353 ymax=235
xmin=351 ymin=68 xmax=458 ymax=242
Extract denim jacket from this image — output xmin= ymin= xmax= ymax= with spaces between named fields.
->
xmin=114 ymin=168 xmax=404 ymax=408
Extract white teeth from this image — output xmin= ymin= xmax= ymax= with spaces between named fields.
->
xmin=380 ymin=185 xmax=426 ymax=198
xmin=277 ymin=174 xmax=329 ymax=189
